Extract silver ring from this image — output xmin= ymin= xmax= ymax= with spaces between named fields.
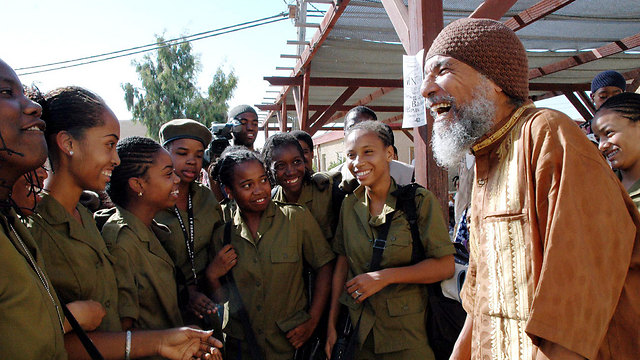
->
xmin=354 ymin=290 xmax=362 ymax=297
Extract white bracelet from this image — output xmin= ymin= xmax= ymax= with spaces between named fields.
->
xmin=125 ymin=330 xmax=132 ymax=360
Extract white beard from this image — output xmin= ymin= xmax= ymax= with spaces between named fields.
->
xmin=430 ymin=82 xmax=496 ymax=169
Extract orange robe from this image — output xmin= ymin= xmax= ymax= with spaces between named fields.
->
xmin=461 ymin=104 xmax=640 ymax=359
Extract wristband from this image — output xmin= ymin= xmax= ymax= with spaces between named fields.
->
xmin=125 ymin=330 xmax=132 ymax=360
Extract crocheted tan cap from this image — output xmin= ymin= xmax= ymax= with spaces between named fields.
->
xmin=426 ymin=18 xmax=529 ymax=101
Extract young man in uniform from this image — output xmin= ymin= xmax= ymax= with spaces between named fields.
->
xmin=228 ymin=105 xmax=259 ymax=151
xmin=421 ymin=18 xmax=639 ymax=359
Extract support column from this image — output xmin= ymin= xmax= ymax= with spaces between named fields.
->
xmin=408 ymin=0 xmax=448 ymax=221
xmin=281 ymin=97 xmax=288 ymax=132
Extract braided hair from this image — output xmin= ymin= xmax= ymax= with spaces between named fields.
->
xmin=262 ymin=133 xmax=311 ymax=185
xmin=211 ymin=147 xmax=263 ymax=189
xmin=345 ymin=120 xmax=394 ymax=148
xmin=40 ymin=86 xmax=109 ymax=169
xmin=596 ymin=92 xmax=640 ymax=123
xmin=106 ymin=136 xmax=163 ymax=207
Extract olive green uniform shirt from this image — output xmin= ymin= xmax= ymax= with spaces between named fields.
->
xmin=272 ymin=172 xmax=336 ymax=240
xmin=0 ymin=209 xmax=67 ymax=359
xmin=29 ymin=193 xmax=121 ymax=332
xmin=101 ymin=206 xmax=183 ymax=330
xmin=155 ymin=182 xmax=223 ymax=286
xmin=628 ymin=178 xmax=640 ymax=212
xmin=212 ymin=201 xmax=335 ymax=360
xmin=333 ymin=181 xmax=455 ymax=355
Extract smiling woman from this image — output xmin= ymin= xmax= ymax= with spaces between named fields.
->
xmin=592 ymin=92 xmax=640 ymax=209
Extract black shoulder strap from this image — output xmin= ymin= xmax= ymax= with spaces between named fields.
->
xmin=369 ymin=210 xmax=395 ymax=272
xmin=61 ymin=302 xmax=105 ymax=360
xmin=222 ymin=222 xmax=265 ymax=360
xmin=394 ymin=183 xmax=426 ymax=264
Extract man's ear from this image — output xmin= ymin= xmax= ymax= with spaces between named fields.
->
xmin=128 ymin=177 xmax=144 ymax=195
xmin=590 ymin=92 xmax=595 ymax=102
xmin=55 ymin=131 xmax=75 ymax=157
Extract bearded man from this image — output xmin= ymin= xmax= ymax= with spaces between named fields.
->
xmin=421 ymin=18 xmax=639 ymax=360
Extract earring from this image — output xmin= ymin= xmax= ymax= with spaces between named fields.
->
xmin=69 ymin=150 xmax=74 ymax=156
xmin=138 ymin=192 xmax=143 ymax=197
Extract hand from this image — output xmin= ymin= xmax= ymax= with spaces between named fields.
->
xmin=345 ymin=271 xmax=387 ymax=304
xmin=66 ymin=300 xmax=106 ymax=332
xmin=286 ymin=318 xmax=318 ymax=349
xmin=206 ymin=244 xmax=237 ymax=280
xmin=325 ymin=325 xmax=337 ymax=359
xmin=187 ymin=288 xmax=217 ymax=319
xmin=156 ymin=327 xmax=223 ymax=360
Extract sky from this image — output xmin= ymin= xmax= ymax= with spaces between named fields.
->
xmin=2 ymin=0 xmax=580 ymax=142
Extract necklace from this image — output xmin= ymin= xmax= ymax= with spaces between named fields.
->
xmin=174 ymin=192 xmax=197 ymax=284
xmin=9 ymin=222 xmax=65 ymax=331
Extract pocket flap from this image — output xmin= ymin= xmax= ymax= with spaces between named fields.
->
xmin=338 ymin=290 xmax=361 ymax=310
xmin=386 ymin=292 xmax=425 ymax=317
xmin=271 ymin=246 xmax=299 ymax=263
xmin=276 ymin=309 xmax=311 ymax=333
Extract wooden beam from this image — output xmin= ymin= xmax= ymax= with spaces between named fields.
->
xmin=564 ymin=92 xmax=593 ymax=121
xmin=577 ymin=91 xmax=596 ymax=115
xmin=401 ymin=129 xmax=414 ymax=142
xmin=408 ymin=0 xmax=448 ymax=221
xmin=295 ymin=22 xmax=321 ymax=28
xmin=256 ymin=104 xmax=404 ymax=112
xmin=293 ymin=0 xmax=351 ymax=75
xmin=529 ymin=82 xmax=589 ymax=92
xmin=280 ymin=96 xmax=287 ymax=133
xmin=280 ymin=54 xmax=301 ymax=59
xmin=530 ymin=90 xmax=563 ymax=102
xmin=327 ymin=87 xmax=398 ymax=123
xmin=276 ymin=67 xmax=295 ymax=71
xmin=264 ymin=76 xmax=403 ymax=87
xmin=300 ymin=67 xmax=311 ymax=131
xmin=529 ymin=32 xmax=640 ymax=79
xmin=380 ymin=0 xmax=410 ymax=53
xmin=263 ymin=110 xmax=273 ymax=137
xmin=309 ymin=86 xmax=359 ymax=135
xmin=308 ymin=123 xmax=407 ymax=131
xmin=287 ymin=40 xmax=310 ymax=45
xmin=504 ymin=0 xmax=576 ymax=32
xmin=470 ymin=0 xmax=518 ymax=21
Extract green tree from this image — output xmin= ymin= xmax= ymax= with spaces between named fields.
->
xmin=123 ymin=36 xmax=238 ymax=139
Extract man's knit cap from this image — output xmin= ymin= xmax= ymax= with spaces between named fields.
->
xmin=427 ymin=18 xmax=529 ymax=101
xmin=591 ymin=70 xmax=626 ymax=94
xmin=228 ymin=105 xmax=257 ymax=121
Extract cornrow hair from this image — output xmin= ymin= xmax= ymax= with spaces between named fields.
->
xmin=212 ymin=147 xmax=263 ymax=189
xmin=261 ymin=133 xmax=310 ymax=185
xmin=596 ymin=92 xmax=640 ymax=123
xmin=345 ymin=120 xmax=394 ymax=147
xmin=290 ymin=130 xmax=313 ymax=150
xmin=106 ymin=136 xmax=163 ymax=207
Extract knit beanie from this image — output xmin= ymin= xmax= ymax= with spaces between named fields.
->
xmin=427 ymin=18 xmax=529 ymax=101
xmin=228 ymin=105 xmax=257 ymax=121
xmin=591 ymin=70 xmax=626 ymax=93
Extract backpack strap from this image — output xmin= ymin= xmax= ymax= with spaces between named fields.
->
xmin=393 ymin=183 xmax=426 ymax=264
xmin=222 ymin=221 xmax=265 ymax=360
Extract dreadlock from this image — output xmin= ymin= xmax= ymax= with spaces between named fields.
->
xmin=261 ymin=132 xmax=310 ymax=185
xmin=106 ymin=136 xmax=163 ymax=207
xmin=596 ymin=92 xmax=640 ymax=123
xmin=345 ymin=120 xmax=394 ymax=148
xmin=211 ymin=147 xmax=263 ymax=189
xmin=40 ymin=86 xmax=108 ymax=169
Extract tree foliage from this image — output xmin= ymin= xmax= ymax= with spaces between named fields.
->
xmin=123 ymin=36 xmax=238 ymax=139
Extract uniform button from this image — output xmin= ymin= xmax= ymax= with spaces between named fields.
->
xmin=256 ymin=305 xmax=262 ymax=311
xmin=256 ymin=281 xmax=261 ymax=287
xmin=477 ymin=179 xmax=486 ymax=186
xmin=402 ymin=305 xmax=409 ymax=311
xmin=283 ymin=253 xmax=288 ymax=259
xmin=253 ymin=258 xmax=258 ymax=264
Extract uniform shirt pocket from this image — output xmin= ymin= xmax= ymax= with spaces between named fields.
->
xmin=386 ymin=290 xmax=425 ymax=317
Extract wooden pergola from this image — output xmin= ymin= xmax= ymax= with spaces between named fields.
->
xmin=256 ymin=0 xmax=640 ymax=218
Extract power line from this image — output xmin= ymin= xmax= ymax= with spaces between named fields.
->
xmin=17 ymin=13 xmax=287 ymax=76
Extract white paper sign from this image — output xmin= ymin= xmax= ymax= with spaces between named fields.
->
xmin=402 ymin=51 xmax=427 ymax=128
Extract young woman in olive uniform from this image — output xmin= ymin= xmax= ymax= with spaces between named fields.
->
xmin=155 ymin=119 xmax=224 ymax=323
xmin=100 ymin=136 xmax=184 ymax=332
xmin=263 ymin=132 xmax=336 ymax=240
xmin=206 ymin=149 xmax=335 ymax=360
xmin=29 ymin=86 xmax=222 ymax=359
xmin=325 ymin=121 xmax=455 ymax=360
xmin=0 ymin=58 xmax=67 ymax=359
